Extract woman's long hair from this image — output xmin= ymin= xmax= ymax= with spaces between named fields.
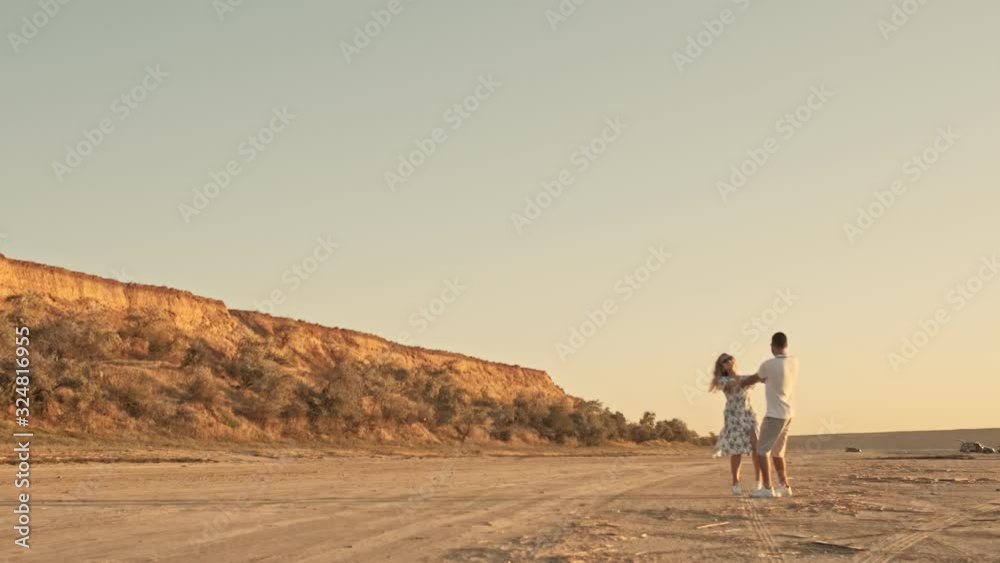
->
xmin=708 ymin=353 xmax=733 ymax=393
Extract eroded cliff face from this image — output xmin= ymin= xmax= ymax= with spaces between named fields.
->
xmin=0 ymin=254 xmax=231 ymax=331
xmin=0 ymin=254 xmax=569 ymax=404
xmin=233 ymin=310 xmax=568 ymax=404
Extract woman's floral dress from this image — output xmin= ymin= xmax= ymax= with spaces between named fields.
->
xmin=714 ymin=376 xmax=758 ymax=456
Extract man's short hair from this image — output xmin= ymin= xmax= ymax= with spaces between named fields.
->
xmin=771 ymin=332 xmax=788 ymax=349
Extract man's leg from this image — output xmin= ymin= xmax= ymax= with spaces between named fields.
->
xmin=757 ymin=453 xmax=771 ymax=488
xmin=773 ymin=457 xmax=788 ymax=487
xmin=756 ymin=418 xmax=779 ymax=489
xmin=772 ymin=420 xmax=792 ymax=487
xmin=750 ymin=432 xmax=763 ymax=485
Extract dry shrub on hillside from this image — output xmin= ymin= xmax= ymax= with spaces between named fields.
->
xmin=539 ymin=404 xmax=575 ymax=444
xmin=234 ymin=393 xmax=280 ymax=426
xmin=116 ymin=375 xmax=155 ymax=418
xmin=40 ymin=360 xmax=104 ymax=423
xmin=628 ymin=411 xmax=658 ymax=443
xmin=185 ymin=366 xmax=221 ymax=407
xmin=180 ymin=340 xmax=213 ymax=368
xmin=4 ymin=293 xmax=47 ymax=328
xmin=511 ymin=391 xmax=549 ymax=428
xmin=279 ymin=391 xmax=309 ymax=421
xmin=273 ymin=323 xmax=297 ymax=348
xmin=382 ymin=394 xmax=432 ymax=425
xmin=454 ymin=407 xmax=490 ymax=443
xmin=93 ymin=370 xmax=174 ymax=428
xmin=230 ymin=337 xmax=289 ymax=388
xmin=654 ymin=418 xmax=698 ymax=443
xmin=294 ymin=382 xmax=340 ymax=426
xmin=571 ymin=400 xmax=618 ymax=446
xmin=228 ymin=339 xmax=298 ymax=427
xmin=319 ymin=361 xmax=368 ymax=430
xmin=0 ymin=320 xmax=17 ymax=386
xmin=432 ymin=385 xmax=464 ymax=425
xmin=170 ymin=405 xmax=198 ymax=429
xmin=122 ymin=309 xmax=178 ymax=360
xmin=34 ymin=312 xmax=121 ymax=361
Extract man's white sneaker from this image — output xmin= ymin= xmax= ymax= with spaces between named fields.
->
xmin=776 ymin=485 xmax=793 ymax=497
xmin=750 ymin=487 xmax=778 ymax=499
xmin=753 ymin=482 xmax=763 ymax=492
xmin=731 ymin=484 xmax=742 ymax=496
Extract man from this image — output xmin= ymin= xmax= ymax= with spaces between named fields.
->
xmin=743 ymin=332 xmax=798 ymax=499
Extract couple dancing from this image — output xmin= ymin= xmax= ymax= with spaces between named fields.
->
xmin=711 ymin=332 xmax=799 ymax=499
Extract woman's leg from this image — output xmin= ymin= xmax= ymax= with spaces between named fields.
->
xmin=730 ymin=454 xmax=742 ymax=485
xmin=750 ymin=432 xmax=762 ymax=484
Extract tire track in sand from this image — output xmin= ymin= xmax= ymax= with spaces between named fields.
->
xmin=340 ymin=460 xmax=715 ymax=561
xmin=168 ymin=460 xmax=613 ymax=562
xmin=856 ymin=501 xmax=997 ymax=563
xmin=743 ymin=494 xmax=785 ymax=562
xmin=516 ymin=461 xmax=718 ymax=554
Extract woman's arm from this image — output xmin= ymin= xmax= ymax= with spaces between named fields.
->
xmin=739 ymin=374 xmax=761 ymax=387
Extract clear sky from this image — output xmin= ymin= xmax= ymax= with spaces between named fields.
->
xmin=2 ymin=1 xmax=998 ymax=436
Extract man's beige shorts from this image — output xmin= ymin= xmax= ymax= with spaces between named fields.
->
xmin=757 ymin=417 xmax=792 ymax=457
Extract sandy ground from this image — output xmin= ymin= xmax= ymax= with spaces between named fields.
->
xmin=3 ymin=451 xmax=999 ymax=562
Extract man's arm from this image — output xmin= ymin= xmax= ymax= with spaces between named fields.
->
xmin=747 ymin=361 xmax=770 ymax=387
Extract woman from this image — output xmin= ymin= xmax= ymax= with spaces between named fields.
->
xmin=710 ymin=353 xmax=762 ymax=495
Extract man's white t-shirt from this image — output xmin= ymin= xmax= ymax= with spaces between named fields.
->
xmin=758 ymin=354 xmax=799 ymax=420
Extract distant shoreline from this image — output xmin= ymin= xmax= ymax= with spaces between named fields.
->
xmin=789 ymin=427 xmax=1000 ymax=451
